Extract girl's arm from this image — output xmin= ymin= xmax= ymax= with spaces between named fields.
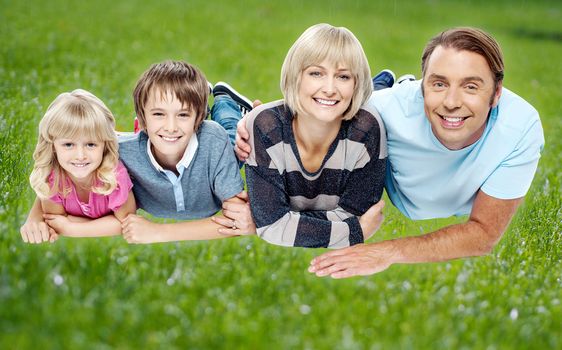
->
xmin=41 ymin=192 xmax=135 ymax=237
xmin=20 ymin=198 xmax=56 ymax=243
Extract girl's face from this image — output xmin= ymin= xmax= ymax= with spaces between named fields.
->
xmin=297 ymin=59 xmax=355 ymax=124
xmin=53 ymin=135 xmax=105 ymax=184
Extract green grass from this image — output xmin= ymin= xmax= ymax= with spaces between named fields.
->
xmin=1 ymin=0 xmax=561 ymax=348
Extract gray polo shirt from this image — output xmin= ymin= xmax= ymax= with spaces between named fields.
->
xmin=118 ymin=120 xmax=243 ymax=220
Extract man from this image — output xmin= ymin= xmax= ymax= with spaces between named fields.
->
xmin=236 ymin=27 xmax=544 ymax=278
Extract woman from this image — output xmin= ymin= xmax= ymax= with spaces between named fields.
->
xmin=244 ymin=23 xmax=386 ymax=248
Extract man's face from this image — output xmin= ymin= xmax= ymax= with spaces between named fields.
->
xmin=144 ymin=89 xmax=196 ymax=170
xmin=422 ymin=46 xmax=502 ymax=150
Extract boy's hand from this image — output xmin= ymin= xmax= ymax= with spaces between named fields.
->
xmin=20 ymin=220 xmax=57 ymax=244
xmin=213 ymin=191 xmax=256 ymax=236
xmin=121 ymin=214 xmax=158 ymax=244
xmin=359 ymin=200 xmax=385 ymax=241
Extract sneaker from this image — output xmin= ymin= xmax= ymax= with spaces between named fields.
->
xmin=372 ymin=69 xmax=396 ymax=91
xmin=396 ymin=74 xmax=416 ymax=84
xmin=213 ymin=81 xmax=253 ymax=115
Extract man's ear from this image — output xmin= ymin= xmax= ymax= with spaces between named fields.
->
xmin=491 ymin=81 xmax=503 ymax=108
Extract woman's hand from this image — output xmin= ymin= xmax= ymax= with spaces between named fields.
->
xmin=212 ymin=191 xmax=256 ymax=236
xmin=359 ymin=200 xmax=385 ymax=241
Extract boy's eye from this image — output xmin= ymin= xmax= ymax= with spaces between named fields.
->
xmin=152 ymin=112 xmax=165 ymax=117
xmin=178 ymin=113 xmax=191 ymax=118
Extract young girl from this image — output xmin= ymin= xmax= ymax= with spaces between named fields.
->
xmin=227 ymin=23 xmax=387 ymax=248
xmin=20 ymin=89 xmax=136 ymax=243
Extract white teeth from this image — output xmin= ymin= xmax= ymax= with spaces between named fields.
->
xmin=315 ymin=98 xmax=337 ymax=106
xmin=161 ymin=136 xmax=179 ymax=142
xmin=444 ymin=116 xmax=464 ymax=122
xmin=72 ymin=163 xmax=88 ymax=167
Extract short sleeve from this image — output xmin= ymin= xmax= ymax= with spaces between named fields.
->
xmin=107 ymin=161 xmax=134 ymax=211
xmin=481 ymin=118 xmax=544 ymax=199
xmin=47 ymin=171 xmax=64 ymax=204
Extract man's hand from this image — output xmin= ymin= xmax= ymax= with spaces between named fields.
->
xmin=308 ymin=241 xmax=396 ymax=278
xmin=20 ymin=220 xmax=58 ymax=244
xmin=121 ymin=214 xmax=158 ymax=244
xmin=212 ymin=191 xmax=256 ymax=236
xmin=359 ymin=200 xmax=385 ymax=241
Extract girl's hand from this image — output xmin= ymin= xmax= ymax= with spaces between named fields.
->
xmin=43 ymin=214 xmax=71 ymax=236
xmin=20 ymin=220 xmax=57 ymax=244
xmin=359 ymin=200 xmax=385 ymax=241
xmin=121 ymin=214 xmax=158 ymax=244
xmin=213 ymin=191 xmax=256 ymax=236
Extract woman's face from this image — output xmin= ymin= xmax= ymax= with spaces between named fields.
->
xmin=297 ymin=59 xmax=355 ymax=124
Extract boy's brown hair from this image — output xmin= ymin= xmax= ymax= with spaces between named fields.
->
xmin=133 ymin=60 xmax=209 ymax=131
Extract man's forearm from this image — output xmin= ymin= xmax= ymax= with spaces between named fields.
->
xmin=388 ymin=220 xmax=499 ymax=265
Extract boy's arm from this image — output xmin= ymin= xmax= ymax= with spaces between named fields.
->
xmin=122 ymin=213 xmax=239 ymax=244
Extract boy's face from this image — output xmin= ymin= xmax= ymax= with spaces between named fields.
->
xmin=144 ymin=89 xmax=197 ymax=169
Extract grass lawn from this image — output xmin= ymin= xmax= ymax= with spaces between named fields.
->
xmin=1 ymin=0 xmax=560 ymax=348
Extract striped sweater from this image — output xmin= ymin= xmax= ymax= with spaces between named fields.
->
xmin=245 ymin=100 xmax=387 ymax=248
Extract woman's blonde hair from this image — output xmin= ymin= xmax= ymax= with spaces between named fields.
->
xmin=280 ymin=23 xmax=372 ymax=121
xmin=29 ymin=89 xmax=119 ymax=199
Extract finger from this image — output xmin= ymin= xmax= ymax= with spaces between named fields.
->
xmin=331 ymin=268 xmax=360 ymax=279
xmin=20 ymin=228 xmax=30 ymax=243
xmin=236 ymin=190 xmax=249 ymax=201
xmin=211 ymin=216 xmax=236 ymax=228
xmin=252 ymin=99 xmax=262 ymax=108
xmin=310 ymin=247 xmax=353 ymax=265
xmin=234 ymin=145 xmax=249 ymax=161
xmin=40 ymin=225 xmax=50 ymax=242
xmin=42 ymin=214 xmax=56 ymax=220
xmin=237 ymin=117 xmax=249 ymax=139
xmin=30 ymin=230 xmax=41 ymax=244
xmin=217 ymin=228 xmax=241 ymax=236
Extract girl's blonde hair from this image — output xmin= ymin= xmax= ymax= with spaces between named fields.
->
xmin=280 ymin=23 xmax=372 ymax=121
xmin=29 ymin=89 xmax=119 ymax=199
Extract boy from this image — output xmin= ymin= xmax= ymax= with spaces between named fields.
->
xmin=21 ymin=60 xmax=254 ymax=243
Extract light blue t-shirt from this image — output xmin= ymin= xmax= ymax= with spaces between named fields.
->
xmin=368 ymin=80 xmax=544 ymax=220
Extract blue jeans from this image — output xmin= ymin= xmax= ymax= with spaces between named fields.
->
xmin=210 ymin=95 xmax=242 ymax=148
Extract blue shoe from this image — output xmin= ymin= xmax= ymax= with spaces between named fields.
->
xmin=213 ymin=82 xmax=253 ymax=115
xmin=372 ymin=69 xmax=396 ymax=91
xmin=397 ymin=74 xmax=416 ymax=84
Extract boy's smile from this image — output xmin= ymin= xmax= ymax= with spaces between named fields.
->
xmin=144 ymin=89 xmax=197 ymax=171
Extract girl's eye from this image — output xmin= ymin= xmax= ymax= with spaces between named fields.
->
xmin=63 ymin=143 xmax=74 ymax=148
xmin=153 ymin=112 xmax=164 ymax=117
xmin=86 ymin=143 xmax=98 ymax=148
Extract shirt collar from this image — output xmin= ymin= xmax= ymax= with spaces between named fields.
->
xmin=146 ymin=133 xmax=199 ymax=172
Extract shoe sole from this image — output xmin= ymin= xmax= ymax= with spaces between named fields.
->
xmin=213 ymin=82 xmax=253 ymax=111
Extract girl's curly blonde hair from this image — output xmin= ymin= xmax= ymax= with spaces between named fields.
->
xmin=29 ymin=89 xmax=119 ymax=199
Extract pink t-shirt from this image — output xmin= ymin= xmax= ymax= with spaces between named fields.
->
xmin=49 ymin=161 xmax=133 ymax=218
